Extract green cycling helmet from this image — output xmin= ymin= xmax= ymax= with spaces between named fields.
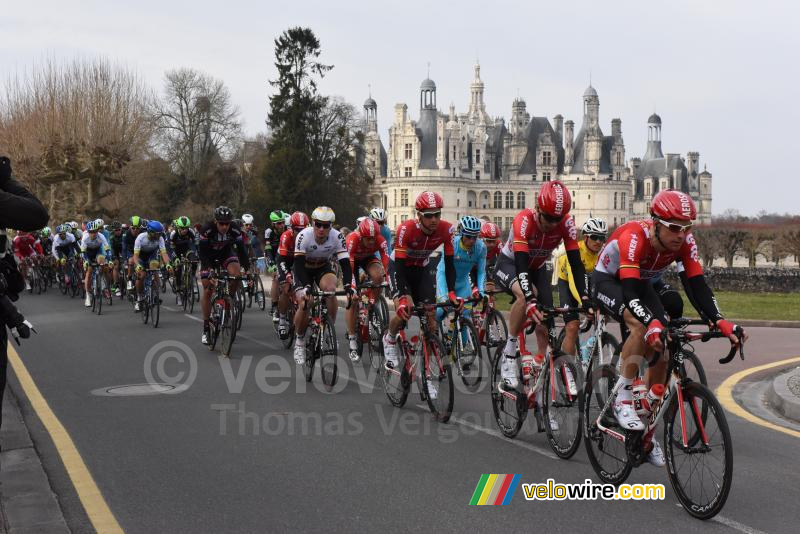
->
xmin=176 ymin=216 xmax=191 ymax=229
xmin=130 ymin=215 xmax=141 ymax=227
xmin=269 ymin=210 xmax=284 ymax=223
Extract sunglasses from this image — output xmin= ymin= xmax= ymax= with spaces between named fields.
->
xmin=656 ymin=219 xmax=692 ymax=233
xmin=461 ymin=234 xmax=478 ymax=240
xmin=587 ymin=234 xmax=606 ymax=242
xmin=216 ymin=221 xmax=231 ymax=227
xmin=314 ymin=221 xmax=331 ymax=229
xmin=539 ymin=212 xmax=563 ymax=224
xmin=421 ymin=211 xmax=441 ymax=219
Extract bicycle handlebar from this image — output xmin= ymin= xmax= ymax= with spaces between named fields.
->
xmin=665 ymin=324 xmax=745 ymax=364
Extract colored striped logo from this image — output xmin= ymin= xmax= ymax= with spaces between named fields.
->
xmin=469 ymin=474 xmax=521 ymax=505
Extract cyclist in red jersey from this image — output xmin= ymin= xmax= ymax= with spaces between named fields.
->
xmin=13 ymin=231 xmax=41 ymax=290
xmin=382 ymin=191 xmax=460 ymax=368
xmin=344 ymin=218 xmax=390 ymax=361
xmin=275 ymin=212 xmax=309 ymax=339
xmin=494 ymin=181 xmax=590 ymax=390
xmin=592 ymin=189 xmax=747 ymax=465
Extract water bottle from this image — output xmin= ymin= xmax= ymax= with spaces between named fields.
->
xmin=580 ymin=335 xmax=597 ymax=364
xmin=641 ymin=384 xmax=665 ymax=416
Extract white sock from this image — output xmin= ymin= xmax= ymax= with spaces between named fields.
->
xmin=383 ymin=332 xmax=396 ymax=344
xmin=503 ymin=337 xmax=518 ymax=355
xmin=348 ymin=334 xmax=358 ymax=350
xmin=615 ymin=376 xmax=634 ymax=402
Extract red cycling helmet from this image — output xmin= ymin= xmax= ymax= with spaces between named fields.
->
xmin=358 ymin=218 xmax=380 ymax=238
xmin=537 ymin=180 xmax=571 ymax=218
xmin=650 ymin=190 xmax=696 ymax=222
xmin=480 ymin=221 xmax=500 ymax=240
xmin=415 ymin=191 xmax=444 ymax=211
xmin=289 ymin=211 xmax=310 ymax=230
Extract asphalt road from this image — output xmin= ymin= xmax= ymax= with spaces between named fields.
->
xmin=9 ymin=290 xmax=800 ymax=533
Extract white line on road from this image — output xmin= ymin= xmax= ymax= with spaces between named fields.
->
xmin=673 ymin=504 xmax=767 ymax=534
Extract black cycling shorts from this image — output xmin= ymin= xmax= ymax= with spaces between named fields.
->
xmin=557 ymin=279 xmax=580 ymax=323
xmin=293 ymin=263 xmax=336 ymax=290
xmin=492 ymin=253 xmax=553 ymax=308
xmin=387 ymin=260 xmax=435 ymax=304
xmin=592 ymin=271 xmax=667 ymax=325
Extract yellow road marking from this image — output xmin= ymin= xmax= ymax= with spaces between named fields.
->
xmin=716 ymin=356 xmax=800 ymax=439
xmin=8 ymin=343 xmax=123 ymax=533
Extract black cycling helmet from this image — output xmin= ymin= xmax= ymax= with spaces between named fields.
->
xmin=111 ymin=220 xmax=122 ymax=230
xmin=214 ymin=206 xmax=233 ymax=222
xmin=138 ymin=218 xmax=149 ymax=230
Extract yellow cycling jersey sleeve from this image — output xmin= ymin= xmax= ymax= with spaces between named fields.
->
xmin=557 ymin=240 xmax=599 ymax=302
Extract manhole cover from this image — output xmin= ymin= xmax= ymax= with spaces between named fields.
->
xmin=91 ymin=383 xmax=181 ymax=397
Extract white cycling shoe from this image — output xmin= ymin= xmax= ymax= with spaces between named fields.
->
xmin=383 ymin=333 xmax=399 ymax=368
xmin=647 ymin=440 xmax=666 ymax=467
xmin=84 ymin=294 xmax=92 ymax=307
xmin=426 ymin=377 xmax=438 ymax=400
xmin=500 ymin=354 xmax=519 ymax=389
xmin=613 ymin=401 xmax=644 ymax=431
xmin=293 ymin=340 xmax=306 ymax=365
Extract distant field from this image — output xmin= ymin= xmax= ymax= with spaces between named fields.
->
xmin=490 ymin=290 xmax=799 ymax=321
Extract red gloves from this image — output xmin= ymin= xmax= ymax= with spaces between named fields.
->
xmin=645 ymin=319 xmax=665 ymax=349
xmin=396 ymin=296 xmax=410 ymax=321
xmin=715 ymin=319 xmax=737 ymax=338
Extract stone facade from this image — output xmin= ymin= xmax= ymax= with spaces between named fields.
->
xmin=361 ymin=65 xmax=713 ymax=231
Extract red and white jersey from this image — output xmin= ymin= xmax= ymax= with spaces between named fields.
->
xmin=277 ymin=229 xmax=297 ymax=257
xmin=501 ymin=209 xmax=579 ymax=269
xmin=346 ymin=231 xmax=389 ymax=270
xmin=13 ymin=233 xmax=39 ymax=257
xmin=485 ymin=240 xmax=502 ymax=263
xmin=391 ymin=219 xmax=455 ymax=267
xmin=595 ymin=219 xmax=703 ymax=280
xmin=294 ymin=227 xmax=348 ymax=266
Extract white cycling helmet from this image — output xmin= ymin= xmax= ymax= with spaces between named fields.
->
xmin=69 ymin=221 xmax=78 ymax=230
xmin=581 ymin=217 xmax=608 ymax=236
xmin=311 ymin=206 xmax=336 ymax=223
xmin=241 ymin=213 xmax=254 ymax=225
xmin=369 ymin=207 xmax=386 ymax=222
xmin=356 ymin=216 xmax=367 ymax=226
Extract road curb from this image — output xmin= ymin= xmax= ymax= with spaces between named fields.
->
xmin=766 ymin=366 xmax=800 ymax=423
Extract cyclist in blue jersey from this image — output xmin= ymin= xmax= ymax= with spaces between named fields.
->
xmin=369 ymin=208 xmax=393 ymax=255
xmin=435 ymin=216 xmax=486 ymax=322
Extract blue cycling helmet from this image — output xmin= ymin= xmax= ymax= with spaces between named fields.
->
xmin=86 ymin=220 xmax=101 ymax=232
xmin=147 ymin=220 xmax=164 ymax=234
xmin=458 ymin=215 xmax=482 ymax=236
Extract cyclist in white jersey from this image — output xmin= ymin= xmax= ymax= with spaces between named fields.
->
xmin=133 ymin=220 xmax=173 ymax=312
xmin=291 ymin=206 xmax=355 ymax=365
xmin=80 ymin=220 xmax=112 ymax=307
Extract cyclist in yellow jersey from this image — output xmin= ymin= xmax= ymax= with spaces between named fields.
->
xmin=557 ymin=217 xmax=607 ymax=355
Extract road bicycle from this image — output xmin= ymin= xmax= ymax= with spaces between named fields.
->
xmin=207 ymin=272 xmax=245 ymax=357
xmin=439 ymin=296 xmax=484 ymax=390
xmin=244 ymin=267 xmax=267 ymax=311
xmin=173 ymin=255 xmax=200 ymax=313
xmin=140 ymin=268 xmax=162 ymax=328
xmin=87 ymin=261 xmax=112 ymax=315
xmin=471 ymin=289 xmax=508 ymax=363
xmin=582 ymin=320 xmax=744 ymax=519
xmin=490 ymin=305 xmax=584 ymax=459
xmin=301 ymin=287 xmax=350 ymax=391
xmin=354 ymin=280 xmax=389 ymax=370
xmin=381 ymin=302 xmax=454 ymax=422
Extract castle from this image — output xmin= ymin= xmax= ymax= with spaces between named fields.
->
xmin=359 ymin=65 xmax=712 ymax=232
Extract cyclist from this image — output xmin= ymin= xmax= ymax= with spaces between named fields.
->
xmin=108 ymin=221 xmax=125 ymax=296
xmin=592 ymin=190 xmax=747 ymax=465
xmin=198 ymin=206 xmax=250 ymax=345
xmin=344 ymin=218 xmax=390 ymax=361
xmin=382 ymin=191 xmax=460 ymax=369
xmin=265 ymin=210 xmax=288 ymax=320
xmin=436 ymin=216 xmax=486 ymax=326
xmin=472 ymin=221 xmax=501 ymax=292
xmin=292 ymin=206 xmax=355 ymax=365
xmin=275 ymin=211 xmax=309 ymax=338
xmin=39 ymin=227 xmax=53 ymax=260
xmin=241 ymin=214 xmax=263 ymax=260
xmin=13 ymin=230 xmax=41 ymax=291
xmin=170 ymin=216 xmax=198 ymax=304
xmin=122 ymin=216 xmax=145 ymax=292
xmin=133 ymin=220 xmax=173 ymax=312
xmin=494 ymin=180 xmax=589 ymax=390
xmin=369 ymin=207 xmax=393 ymax=254
xmin=557 ymin=216 xmax=607 ymax=357
xmin=80 ymin=220 xmax=113 ymax=307
xmin=52 ymin=225 xmax=77 ymax=269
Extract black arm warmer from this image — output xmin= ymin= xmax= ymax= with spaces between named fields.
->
xmin=198 ymin=239 xmax=211 ymax=270
xmin=235 ymin=240 xmax=250 ymax=271
xmin=686 ymin=274 xmax=723 ymax=322
xmin=294 ymin=257 xmax=310 ymax=287
xmin=339 ymin=257 xmax=353 ymax=288
xmin=277 ymin=255 xmax=291 ymax=279
xmin=393 ymin=257 xmax=408 ymax=295
xmin=444 ymin=255 xmax=456 ymax=293
xmin=621 ymin=277 xmax=658 ymax=326
xmin=566 ymin=248 xmax=588 ymax=298
xmin=514 ymin=251 xmax=534 ymax=301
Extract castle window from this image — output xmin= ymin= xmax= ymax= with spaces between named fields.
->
xmin=404 ymin=167 xmax=412 ymax=177
xmin=400 ymin=189 xmax=408 ymax=207
xmin=476 ymin=170 xmax=481 ymax=180
xmin=621 ymin=192 xmax=626 ymax=209
xmin=505 ymin=191 xmax=514 ymax=209
xmin=505 ymin=217 xmax=513 ymax=230
xmin=645 ymin=182 xmax=651 ymax=196
xmin=542 ymin=151 xmax=552 ymax=166
xmin=614 ymin=192 xmax=618 ymax=210
xmin=542 ymin=171 xmax=551 ymax=182
xmin=517 ymin=192 xmax=525 ymax=209
xmin=453 ymin=146 xmax=457 ymax=160
xmin=616 ymin=172 xmax=621 ymax=180
xmin=613 ymin=217 xmax=617 ymax=226
xmin=401 ymin=214 xmax=408 ymax=222
xmin=457 ymin=199 xmax=460 ymax=207
xmin=394 ymin=189 xmax=397 ymax=206
xmin=476 ymin=149 xmax=481 ymax=164
xmin=616 ymin=152 xmax=622 ymax=166
xmin=493 ymin=191 xmax=502 ymax=209
xmin=453 ymin=168 xmax=456 ymax=177
xmin=404 ymin=143 xmax=412 ymax=159
xmin=494 ymin=216 xmax=502 ymax=229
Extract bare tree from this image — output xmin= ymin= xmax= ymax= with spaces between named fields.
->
xmin=151 ymin=68 xmax=242 ymax=187
xmin=0 ymin=57 xmax=153 ymax=219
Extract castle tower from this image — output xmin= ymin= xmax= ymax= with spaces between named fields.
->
xmin=582 ymin=85 xmax=602 ymax=176
xmin=364 ymin=95 xmax=377 ymax=132
xmin=644 ymin=113 xmax=664 ymax=160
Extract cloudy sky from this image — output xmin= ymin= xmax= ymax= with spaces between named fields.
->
xmin=3 ymin=0 xmax=796 ymax=215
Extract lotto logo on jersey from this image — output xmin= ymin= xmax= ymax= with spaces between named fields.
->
xmin=565 ymin=216 xmax=577 ymax=241
xmin=685 ymin=233 xmax=699 ymax=262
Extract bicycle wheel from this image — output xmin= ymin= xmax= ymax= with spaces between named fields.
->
xmin=303 ymin=330 xmax=317 ymax=383
xmin=219 ymin=296 xmax=236 ymax=357
xmin=254 ymin=275 xmax=266 ymax=311
xmin=235 ymin=287 xmax=245 ymax=331
xmin=367 ymin=297 xmax=389 ymax=369
xmin=69 ymin=266 xmax=80 ymax=298
xmin=281 ymin=302 xmax=296 ymax=350
xmin=380 ymin=334 xmax=410 ymax=408
xmin=490 ymin=347 xmax=527 ymax=438
xmin=319 ymin=316 xmax=339 ymax=391
xmin=59 ymin=269 xmax=68 ymax=294
xmin=454 ymin=321 xmax=483 ymax=390
xmin=141 ymin=285 xmax=150 ymax=325
xmin=209 ymin=302 xmax=221 ymax=351
xmin=421 ymin=334 xmax=453 ymax=422
xmin=483 ymin=308 xmax=508 ymax=357
xmin=94 ymin=273 xmax=103 ymax=315
xmin=582 ymin=363 xmax=632 ymax=484
xmin=664 ymin=381 xmax=733 ymax=520
xmin=151 ymin=284 xmax=160 ymax=328
xmin=542 ymin=354 xmax=583 ymax=459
